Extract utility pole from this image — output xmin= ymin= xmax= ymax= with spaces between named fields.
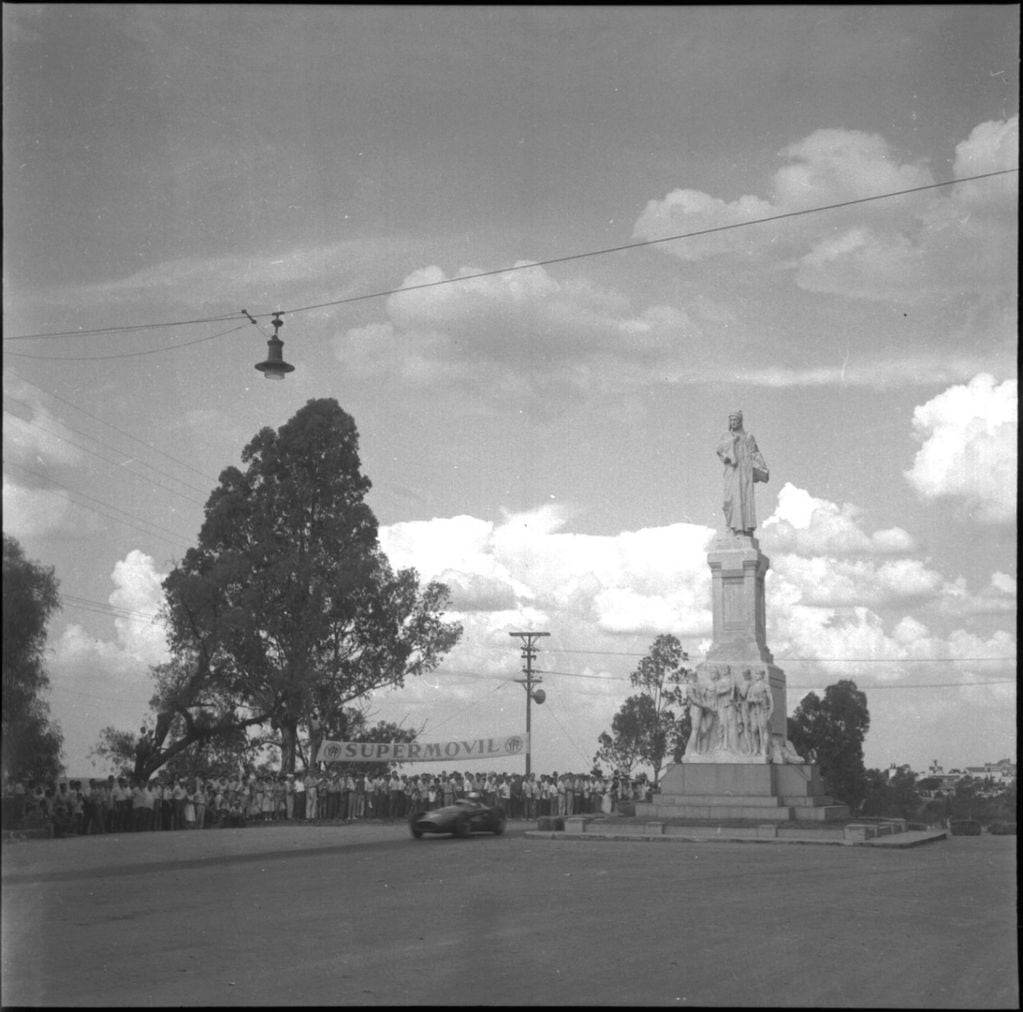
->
xmin=510 ymin=631 xmax=549 ymax=777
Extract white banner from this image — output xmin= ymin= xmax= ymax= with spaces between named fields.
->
xmin=317 ymin=734 xmax=528 ymax=765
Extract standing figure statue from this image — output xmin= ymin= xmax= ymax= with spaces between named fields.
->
xmin=712 ymin=666 xmax=741 ymax=752
xmin=683 ymin=671 xmax=716 ymax=755
xmin=746 ymin=669 xmax=774 ymax=757
xmin=717 ymin=410 xmax=769 ymax=535
xmin=735 ymin=668 xmax=755 ymax=755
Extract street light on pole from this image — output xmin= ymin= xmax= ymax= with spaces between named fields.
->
xmin=509 ymin=631 xmax=549 ymax=777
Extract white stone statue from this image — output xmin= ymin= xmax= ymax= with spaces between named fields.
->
xmin=745 ymin=668 xmax=774 ymax=757
xmin=712 ymin=666 xmax=742 ymax=752
xmin=683 ymin=671 xmax=716 ymax=755
xmin=717 ymin=410 xmax=769 ymax=535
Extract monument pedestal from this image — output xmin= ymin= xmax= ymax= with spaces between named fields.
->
xmin=648 ymin=530 xmax=849 ymax=823
xmin=636 ymin=763 xmax=848 ymax=823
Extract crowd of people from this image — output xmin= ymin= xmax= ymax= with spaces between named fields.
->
xmin=1 ymin=769 xmax=651 ymax=836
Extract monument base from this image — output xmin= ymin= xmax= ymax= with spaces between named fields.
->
xmin=635 ymin=762 xmax=850 ymax=823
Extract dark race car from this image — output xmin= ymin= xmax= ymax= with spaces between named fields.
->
xmin=408 ymin=795 xmax=507 ymax=839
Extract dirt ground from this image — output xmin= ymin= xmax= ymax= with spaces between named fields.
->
xmin=2 ymin=822 xmax=1017 ymax=1007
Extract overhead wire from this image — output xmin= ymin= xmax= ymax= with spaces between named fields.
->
xmin=5 ymin=371 xmax=221 ymax=484
xmin=4 ymin=323 xmax=249 ymax=362
xmin=62 ymin=593 xmax=165 ymax=624
xmin=2 ymin=403 xmax=210 ymax=506
xmin=6 ymin=460 xmax=192 ymax=548
xmin=4 ymin=168 xmax=1016 ymax=345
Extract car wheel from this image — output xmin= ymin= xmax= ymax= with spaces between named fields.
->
xmin=453 ymin=816 xmax=471 ymax=838
xmin=492 ymin=814 xmax=507 ymax=836
xmin=409 ymin=813 xmax=425 ymax=839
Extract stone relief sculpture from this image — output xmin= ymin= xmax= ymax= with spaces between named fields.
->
xmin=717 ymin=410 xmax=769 ymax=535
xmin=682 ymin=664 xmax=797 ymax=762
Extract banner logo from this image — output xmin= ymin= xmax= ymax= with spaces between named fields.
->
xmin=316 ymin=733 xmax=529 ymax=765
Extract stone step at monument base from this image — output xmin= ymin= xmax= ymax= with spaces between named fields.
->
xmin=635 ymin=761 xmax=850 ymax=824
xmin=636 ymin=798 xmax=850 ymax=822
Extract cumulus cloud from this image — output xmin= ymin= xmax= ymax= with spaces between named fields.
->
xmin=936 ymin=572 xmax=1018 ymax=619
xmin=380 ymin=506 xmax=715 ymax=637
xmin=762 ymin=483 xmax=916 ymax=556
xmin=48 ymin=551 xmax=170 ymax=775
xmin=905 ymin=374 xmax=1017 ymax=523
xmin=634 ymin=118 xmax=1018 ymax=305
xmin=634 ymin=127 xmax=931 ymax=262
xmin=335 ymin=263 xmax=700 ymax=398
xmin=771 ymin=556 xmax=947 ymax=609
xmin=108 ymin=550 xmax=171 ymax=665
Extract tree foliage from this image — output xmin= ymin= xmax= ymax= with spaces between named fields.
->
xmin=130 ymin=399 xmax=461 ymax=778
xmin=2 ymin=533 xmax=64 ymax=780
xmin=860 ymin=767 xmax=923 ymax=820
xmin=594 ymin=634 xmax=693 ymax=786
xmin=787 ymin=679 xmax=870 ymax=807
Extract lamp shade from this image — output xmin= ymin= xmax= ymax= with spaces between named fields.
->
xmin=255 ymin=334 xmax=294 ymax=380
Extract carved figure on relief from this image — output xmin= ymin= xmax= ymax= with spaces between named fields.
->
xmin=745 ymin=668 xmax=774 ymax=757
xmin=683 ymin=671 xmax=717 ymax=755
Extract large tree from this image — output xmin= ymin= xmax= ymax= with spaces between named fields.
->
xmin=788 ymin=679 xmax=870 ymax=808
xmin=145 ymin=399 xmax=461 ymax=777
xmin=2 ymin=533 xmax=64 ymax=781
xmin=595 ymin=634 xmax=693 ymax=787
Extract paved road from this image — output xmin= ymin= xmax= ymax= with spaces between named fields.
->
xmin=2 ymin=823 xmax=1016 ymax=1007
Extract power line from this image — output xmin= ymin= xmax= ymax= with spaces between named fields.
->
xmin=2 ymin=403 xmax=209 ymax=506
xmin=5 ymin=370 xmax=220 ymax=484
xmin=5 ymin=168 xmax=1016 ymax=343
xmin=6 ymin=313 xmax=242 ymax=342
xmin=4 ymin=323 xmax=248 ymax=362
xmin=279 ymin=170 xmax=1019 ymax=319
xmin=488 ymin=642 xmax=1017 ymax=664
xmin=532 ymin=667 xmax=1014 ymax=689
xmin=538 ymin=651 xmax=1016 ymax=664
xmin=62 ymin=594 xmax=164 ymax=624
xmin=6 ymin=460 xmax=190 ymax=548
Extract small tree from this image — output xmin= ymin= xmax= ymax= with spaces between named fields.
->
xmin=595 ymin=635 xmax=693 ymax=787
xmin=593 ymin=698 xmax=648 ymax=780
xmin=2 ymin=534 xmax=64 ymax=781
xmin=788 ymin=679 xmax=870 ymax=807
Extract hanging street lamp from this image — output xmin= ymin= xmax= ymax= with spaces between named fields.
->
xmin=252 ymin=312 xmax=295 ymax=380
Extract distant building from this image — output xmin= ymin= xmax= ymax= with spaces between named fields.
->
xmin=964 ymin=759 xmax=1017 ymax=786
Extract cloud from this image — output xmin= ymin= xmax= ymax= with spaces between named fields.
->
xmin=108 ymin=550 xmax=171 ymax=665
xmin=718 ymin=351 xmax=1019 ymax=391
xmin=904 ymin=374 xmax=1017 ymax=523
xmin=2 ymin=376 xmax=84 ymax=539
xmin=634 ymin=127 xmax=932 ymax=262
xmin=48 ymin=551 xmax=170 ymax=776
xmin=634 ymin=118 xmax=1018 ymax=305
xmin=936 ymin=572 xmax=1017 ymax=619
xmin=335 ymin=264 xmax=700 ymax=400
xmin=380 ymin=506 xmax=715 ymax=637
xmin=762 ymin=483 xmax=916 ymax=556
xmin=2 ymin=477 xmax=72 ymax=541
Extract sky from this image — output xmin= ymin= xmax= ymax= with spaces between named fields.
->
xmin=3 ymin=5 xmax=1017 ymax=780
